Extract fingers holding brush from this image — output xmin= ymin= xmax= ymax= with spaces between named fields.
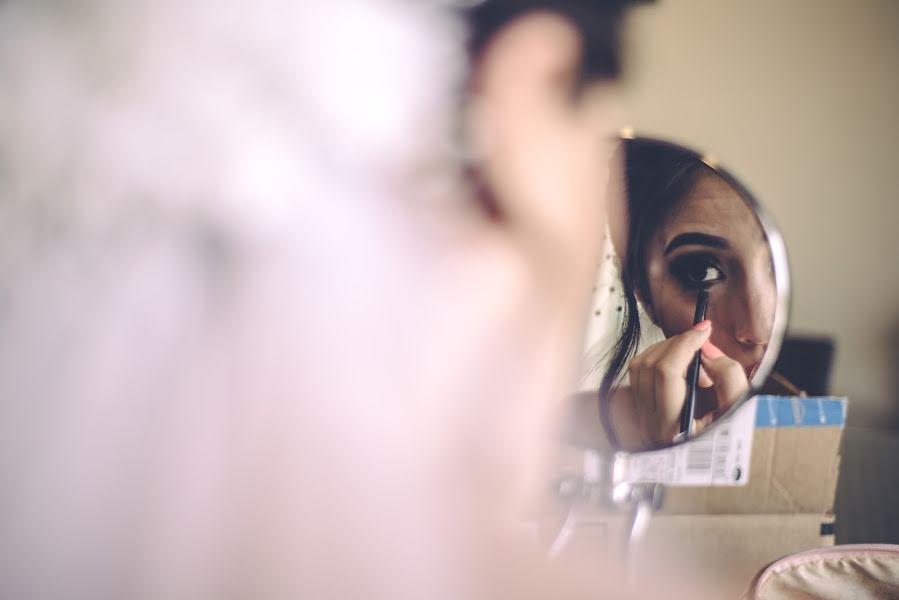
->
xmin=700 ymin=341 xmax=750 ymax=412
xmin=626 ymin=321 xmax=712 ymax=445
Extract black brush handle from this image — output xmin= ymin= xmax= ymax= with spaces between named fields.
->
xmin=680 ymin=291 xmax=709 ymax=437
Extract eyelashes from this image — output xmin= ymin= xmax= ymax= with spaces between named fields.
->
xmin=668 ymin=253 xmax=727 ymax=291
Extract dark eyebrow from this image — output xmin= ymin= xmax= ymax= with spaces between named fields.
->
xmin=664 ymin=232 xmax=730 ymax=256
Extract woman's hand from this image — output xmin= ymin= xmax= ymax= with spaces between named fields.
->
xmin=614 ymin=321 xmax=749 ymax=448
xmin=697 ymin=339 xmax=751 ymax=423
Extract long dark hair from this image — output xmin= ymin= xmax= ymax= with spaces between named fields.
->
xmin=597 ymin=139 xmax=716 ymax=444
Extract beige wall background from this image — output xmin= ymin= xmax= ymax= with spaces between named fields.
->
xmin=615 ymin=0 xmax=899 ymax=420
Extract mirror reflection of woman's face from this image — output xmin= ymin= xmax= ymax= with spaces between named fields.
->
xmin=643 ymin=172 xmax=776 ymax=378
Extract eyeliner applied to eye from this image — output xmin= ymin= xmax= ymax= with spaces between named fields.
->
xmin=668 ymin=252 xmax=726 ymax=290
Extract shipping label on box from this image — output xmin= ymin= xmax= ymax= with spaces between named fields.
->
xmin=621 ymin=396 xmax=758 ymax=486
xmin=620 ymin=396 xmax=848 ymax=495
xmin=661 ymin=396 xmax=848 ymax=515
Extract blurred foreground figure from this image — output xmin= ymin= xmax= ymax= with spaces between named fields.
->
xmin=0 ymin=1 xmax=630 ymax=598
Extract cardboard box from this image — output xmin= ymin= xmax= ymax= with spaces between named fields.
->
xmin=543 ymin=508 xmax=834 ymax=593
xmin=544 ymin=396 xmax=847 ymax=585
xmin=661 ymin=397 xmax=846 ymax=515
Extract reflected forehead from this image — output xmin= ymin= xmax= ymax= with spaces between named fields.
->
xmin=661 ymin=173 xmax=766 ymax=245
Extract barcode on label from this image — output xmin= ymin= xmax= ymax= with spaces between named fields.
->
xmin=713 ymin=427 xmax=730 ymax=480
xmin=686 ymin=439 xmax=713 ymax=472
xmin=622 ymin=398 xmax=757 ymax=487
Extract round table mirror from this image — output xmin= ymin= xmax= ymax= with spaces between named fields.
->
xmin=570 ymin=134 xmax=790 ymax=454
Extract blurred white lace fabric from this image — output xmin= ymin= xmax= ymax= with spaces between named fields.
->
xmin=580 ymin=228 xmax=665 ymax=391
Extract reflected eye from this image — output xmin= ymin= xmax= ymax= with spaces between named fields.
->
xmin=669 ymin=254 xmax=726 ymax=290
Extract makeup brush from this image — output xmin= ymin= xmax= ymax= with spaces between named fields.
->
xmin=679 ymin=290 xmax=709 ymax=438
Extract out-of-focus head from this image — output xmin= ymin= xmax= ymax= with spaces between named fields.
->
xmin=0 ymin=1 xmax=628 ymax=598
xmin=465 ymin=0 xmax=626 ymax=77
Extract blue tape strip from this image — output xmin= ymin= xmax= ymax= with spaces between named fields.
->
xmin=754 ymin=395 xmax=847 ymax=428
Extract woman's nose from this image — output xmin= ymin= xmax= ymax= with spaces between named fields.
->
xmin=736 ymin=317 xmax=769 ymax=347
xmin=735 ymin=277 xmax=776 ymax=347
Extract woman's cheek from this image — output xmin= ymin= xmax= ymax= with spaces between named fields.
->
xmin=653 ymin=277 xmax=696 ymax=336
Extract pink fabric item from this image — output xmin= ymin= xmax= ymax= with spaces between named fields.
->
xmin=745 ymin=544 xmax=899 ymax=599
